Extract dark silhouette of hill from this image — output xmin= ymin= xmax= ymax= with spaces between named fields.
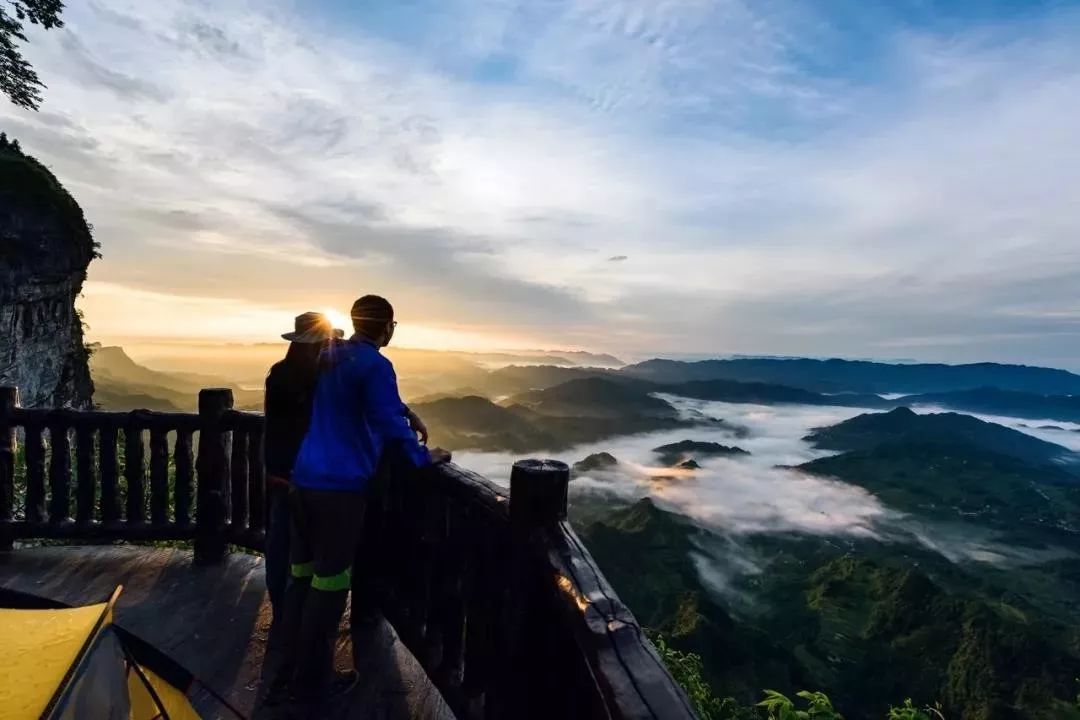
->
xmin=477 ymin=364 xmax=623 ymax=396
xmin=898 ymin=386 xmax=1080 ymax=424
xmin=412 ymin=382 xmax=704 ymax=452
xmin=804 ymin=407 xmax=1077 ymax=471
xmin=663 ymin=379 xmax=890 ymax=408
xmin=572 ymin=452 xmax=619 ymax=473
xmin=91 ymin=382 xmax=185 ymax=413
xmin=621 ymin=357 xmax=1080 ymax=395
xmin=410 ymin=387 xmax=488 ymax=404
xmin=652 ymin=440 xmax=749 ymax=466
xmin=506 ymin=377 xmax=678 ymax=419
xmin=90 ymin=345 xmax=262 ymax=411
xmin=407 ymin=395 xmax=555 ymax=453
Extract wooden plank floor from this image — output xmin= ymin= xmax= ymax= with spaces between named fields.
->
xmin=0 ymin=545 xmax=455 ymax=720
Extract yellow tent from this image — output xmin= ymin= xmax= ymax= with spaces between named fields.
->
xmin=0 ymin=587 xmax=238 ymax=720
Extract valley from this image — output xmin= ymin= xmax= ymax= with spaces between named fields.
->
xmin=90 ymin=348 xmax=1080 ymax=718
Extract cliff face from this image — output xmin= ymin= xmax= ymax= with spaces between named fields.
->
xmin=0 ymin=135 xmax=96 ymax=409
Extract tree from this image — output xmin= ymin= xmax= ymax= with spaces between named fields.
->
xmin=0 ymin=1 xmax=65 ymax=110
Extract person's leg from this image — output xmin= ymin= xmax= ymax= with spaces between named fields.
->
xmin=350 ymin=468 xmax=380 ymax=663
xmin=292 ymin=489 xmax=366 ymax=701
xmin=275 ymin=486 xmax=313 ymax=694
xmin=264 ymin=482 xmax=291 ymax=624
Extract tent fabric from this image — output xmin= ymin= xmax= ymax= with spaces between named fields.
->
xmin=127 ymin=666 xmax=202 ymax=720
xmin=52 ymin=629 xmax=131 ymax=720
xmin=0 ymin=586 xmax=209 ymax=720
xmin=0 ymin=602 xmax=110 ymax=719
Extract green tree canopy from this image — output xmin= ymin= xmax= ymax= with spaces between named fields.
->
xmin=0 ymin=0 xmax=64 ymax=110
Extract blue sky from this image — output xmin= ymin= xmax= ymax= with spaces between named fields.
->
xmin=4 ymin=0 xmax=1079 ymax=367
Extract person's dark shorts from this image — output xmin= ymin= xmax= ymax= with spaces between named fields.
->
xmin=288 ymin=486 xmax=367 ymax=591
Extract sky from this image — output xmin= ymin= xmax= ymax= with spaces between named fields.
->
xmin=4 ymin=0 xmax=1080 ymax=367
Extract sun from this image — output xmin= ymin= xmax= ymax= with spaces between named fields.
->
xmin=322 ymin=308 xmax=352 ymax=335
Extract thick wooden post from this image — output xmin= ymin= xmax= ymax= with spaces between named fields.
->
xmin=510 ymin=459 xmax=569 ymax=529
xmin=195 ymin=388 xmax=233 ymax=564
xmin=0 ymin=387 xmax=17 ymax=550
xmin=507 ymin=459 xmax=570 ymax=718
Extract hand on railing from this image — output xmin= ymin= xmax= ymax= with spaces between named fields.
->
xmin=428 ymin=447 xmax=452 ymax=464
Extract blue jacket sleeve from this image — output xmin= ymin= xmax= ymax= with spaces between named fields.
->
xmin=364 ymin=358 xmax=431 ymax=468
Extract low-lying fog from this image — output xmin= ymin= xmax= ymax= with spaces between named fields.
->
xmin=454 ymin=395 xmax=1078 ymax=575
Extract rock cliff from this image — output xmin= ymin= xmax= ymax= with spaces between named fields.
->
xmin=0 ymin=134 xmax=96 ymax=408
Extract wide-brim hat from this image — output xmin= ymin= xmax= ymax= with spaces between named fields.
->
xmin=282 ymin=311 xmax=344 ymax=343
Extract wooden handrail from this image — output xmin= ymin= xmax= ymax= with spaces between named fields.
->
xmin=0 ymin=385 xmax=697 ymax=720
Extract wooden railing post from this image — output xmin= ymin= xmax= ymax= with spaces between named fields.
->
xmin=508 ymin=458 xmax=570 ymax=717
xmin=0 ymin=386 xmax=17 ymax=550
xmin=510 ymin=459 xmax=569 ymax=529
xmin=195 ymin=388 xmax=233 ymax=564
xmin=48 ymin=418 xmax=71 ymax=523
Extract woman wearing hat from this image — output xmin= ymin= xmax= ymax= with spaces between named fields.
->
xmin=263 ymin=312 xmax=344 ymax=624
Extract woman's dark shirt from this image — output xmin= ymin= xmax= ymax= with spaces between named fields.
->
xmin=263 ymin=359 xmax=317 ymax=477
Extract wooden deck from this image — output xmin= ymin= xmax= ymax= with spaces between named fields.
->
xmin=0 ymin=544 xmax=455 ymax=720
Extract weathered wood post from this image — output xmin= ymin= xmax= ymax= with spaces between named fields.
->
xmin=195 ymin=388 xmax=233 ymax=564
xmin=511 ymin=459 xmax=569 ymax=528
xmin=48 ymin=417 xmax=71 ymax=524
xmin=0 ymin=386 xmax=17 ymax=550
xmin=508 ymin=458 xmax=570 ymax=718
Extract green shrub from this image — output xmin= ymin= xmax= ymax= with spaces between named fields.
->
xmin=758 ymin=690 xmax=842 ymax=720
xmin=649 ymin=632 xmax=754 ymax=720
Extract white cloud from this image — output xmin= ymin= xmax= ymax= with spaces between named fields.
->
xmin=4 ymin=0 xmax=1080 ymax=365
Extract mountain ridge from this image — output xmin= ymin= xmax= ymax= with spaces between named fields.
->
xmin=621 ymin=357 xmax=1080 ymax=395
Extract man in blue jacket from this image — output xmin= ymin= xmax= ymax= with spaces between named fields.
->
xmin=281 ymin=294 xmax=450 ymax=709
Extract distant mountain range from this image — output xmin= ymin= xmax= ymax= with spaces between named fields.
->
xmin=90 ymin=345 xmax=1080 ymax=431
xmin=412 ymin=378 xmax=715 ymax=452
xmin=897 ymin=386 xmax=1080 ymax=423
xmin=90 ymin=345 xmax=263 ymax=411
xmin=435 ymin=359 xmax=1080 ymax=424
xmin=621 ymin=357 xmax=1080 ymax=395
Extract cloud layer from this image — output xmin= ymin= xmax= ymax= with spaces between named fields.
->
xmin=4 ymin=0 xmax=1080 ymax=365
xmin=457 ymin=395 xmax=1075 ymax=597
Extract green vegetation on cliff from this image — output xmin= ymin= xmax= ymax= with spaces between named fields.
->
xmin=0 ymin=133 xmax=97 ymax=263
xmin=582 ymin=496 xmax=1080 ymax=720
xmin=800 ymin=441 xmax=1080 ymax=535
xmin=803 ymin=407 xmax=1077 ymax=471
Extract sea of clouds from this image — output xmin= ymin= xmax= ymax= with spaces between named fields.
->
xmin=454 ymin=396 xmax=1078 ymax=581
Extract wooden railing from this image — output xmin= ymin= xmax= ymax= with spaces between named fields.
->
xmin=0 ymin=385 xmax=697 ymax=720
xmin=0 ymin=387 xmax=264 ymax=560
